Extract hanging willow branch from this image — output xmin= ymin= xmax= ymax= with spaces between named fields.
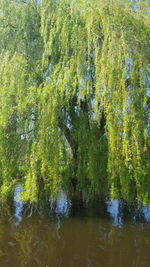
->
xmin=0 ymin=0 xmax=149 ymax=205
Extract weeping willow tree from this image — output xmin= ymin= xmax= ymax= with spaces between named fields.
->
xmin=0 ymin=0 xmax=149 ymax=206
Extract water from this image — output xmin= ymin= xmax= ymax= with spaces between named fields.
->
xmin=14 ymin=184 xmax=24 ymax=226
xmin=0 ymin=187 xmax=150 ymax=267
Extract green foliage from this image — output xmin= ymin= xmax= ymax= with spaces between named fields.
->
xmin=0 ymin=0 xmax=149 ymax=204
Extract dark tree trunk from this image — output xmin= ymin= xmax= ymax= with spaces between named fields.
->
xmin=58 ymin=116 xmax=78 ymax=190
xmin=71 ymin=142 xmax=78 ymax=191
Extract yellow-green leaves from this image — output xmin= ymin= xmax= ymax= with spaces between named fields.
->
xmin=0 ymin=0 xmax=149 ymax=205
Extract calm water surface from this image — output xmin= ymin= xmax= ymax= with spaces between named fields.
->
xmin=0 ymin=187 xmax=150 ymax=267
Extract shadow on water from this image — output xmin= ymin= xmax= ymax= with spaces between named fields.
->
xmin=0 ymin=184 xmax=150 ymax=267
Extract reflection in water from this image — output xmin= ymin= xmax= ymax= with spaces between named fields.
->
xmin=50 ymin=190 xmax=71 ymax=216
xmin=13 ymin=184 xmax=150 ymax=223
xmin=141 ymin=204 xmax=150 ymax=222
xmin=14 ymin=184 xmax=24 ymax=225
xmin=106 ymin=199 xmax=122 ymax=227
xmin=4 ymin=185 xmax=150 ymax=266
xmin=0 ymin=214 xmax=150 ymax=267
xmin=50 ymin=190 xmax=71 ymax=240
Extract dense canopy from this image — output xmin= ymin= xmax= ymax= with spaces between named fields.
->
xmin=0 ymin=0 xmax=150 ymax=206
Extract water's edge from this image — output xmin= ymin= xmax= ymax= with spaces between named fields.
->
xmin=13 ymin=184 xmax=150 ymax=227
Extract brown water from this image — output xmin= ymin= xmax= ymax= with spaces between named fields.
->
xmin=0 ymin=187 xmax=150 ymax=267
